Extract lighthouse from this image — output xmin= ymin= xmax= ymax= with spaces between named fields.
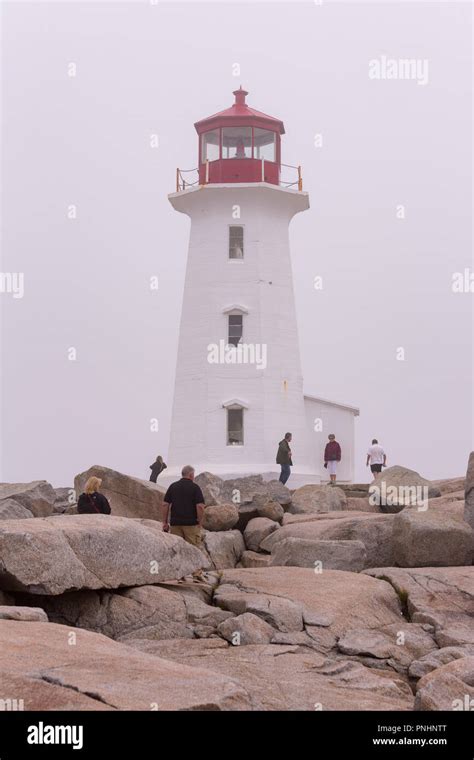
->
xmin=167 ymin=87 xmax=359 ymax=484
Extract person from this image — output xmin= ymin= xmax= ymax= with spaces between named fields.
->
xmin=77 ymin=476 xmax=111 ymax=514
xmin=276 ymin=433 xmax=293 ymax=485
xmin=366 ymin=439 xmax=387 ymax=477
xmin=162 ymin=465 xmax=206 ymax=582
xmin=149 ymin=454 xmax=167 ymax=483
xmin=324 ymin=434 xmax=341 ymax=484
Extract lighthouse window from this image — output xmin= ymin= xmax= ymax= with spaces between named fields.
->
xmin=228 ymin=314 xmax=243 ymax=346
xmin=229 ymin=225 xmax=244 ymax=259
xmin=201 ymin=129 xmax=220 ymax=163
xmin=253 ymin=128 xmax=276 ymax=162
xmin=222 ymin=127 xmax=252 ymax=159
xmin=227 ymin=408 xmax=244 ymax=446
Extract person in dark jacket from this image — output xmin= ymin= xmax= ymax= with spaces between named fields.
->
xmin=149 ymin=455 xmax=167 ymax=483
xmin=77 ymin=476 xmax=111 ymax=514
xmin=324 ymin=434 xmax=341 ymax=484
xmin=276 ymin=432 xmax=293 ymax=485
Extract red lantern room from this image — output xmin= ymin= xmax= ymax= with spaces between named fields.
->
xmin=194 ymin=86 xmax=285 ymax=186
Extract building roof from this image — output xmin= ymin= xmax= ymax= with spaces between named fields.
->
xmin=304 ymin=393 xmax=360 ymax=416
xmin=194 ymin=87 xmax=285 ymax=135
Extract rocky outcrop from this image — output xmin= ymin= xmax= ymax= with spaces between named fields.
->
xmin=201 ymin=504 xmax=239 ymax=531
xmin=0 ymin=515 xmax=207 ymax=595
xmin=0 ymin=481 xmax=56 ymax=517
xmin=368 ymin=466 xmax=441 ymax=512
xmin=270 ymin=538 xmax=367 ymax=572
xmin=214 ymin=567 xmax=403 ymax=653
xmin=364 ymin=567 xmax=474 ymax=649
xmin=74 ymin=465 xmax=164 ymax=520
xmin=414 ymin=657 xmax=474 ymax=711
xmin=256 ymin=500 xmax=284 ymax=522
xmin=392 ymin=511 xmax=473 ymax=567
xmin=0 ymin=620 xmax=251 ymax=710
xmin=289 ymin=484 xmax=347 ymax=514
xmin=125 ymin=638 xmax=413 ymax=711
xmin=464 ymin=452 xmax=474 ymax=531
xmin=261 ymin=514 xmax=395 ymax=569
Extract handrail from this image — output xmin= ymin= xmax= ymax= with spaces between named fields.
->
xmin=175 ymin=162 xmax=303 ymax=192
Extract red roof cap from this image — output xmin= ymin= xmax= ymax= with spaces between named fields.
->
xmin=194 ymin=87 xmax=285 ymax=135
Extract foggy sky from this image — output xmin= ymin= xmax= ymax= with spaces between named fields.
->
xmin=1 ymin=0 xmax=472 ymax=487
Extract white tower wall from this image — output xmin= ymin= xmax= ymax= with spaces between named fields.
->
xmin=167 ymin=182 xmax=317 ymax=478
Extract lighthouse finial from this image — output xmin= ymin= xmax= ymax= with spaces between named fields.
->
xmin=233 ymin=86 xmax=248 ymax=106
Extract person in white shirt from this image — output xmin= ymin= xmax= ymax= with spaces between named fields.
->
xmin=366 ymin=439 xmax=386 ymax=477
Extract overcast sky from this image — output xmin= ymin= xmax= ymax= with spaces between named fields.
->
xmin=1 ymin=0 xmax=472 ymax=487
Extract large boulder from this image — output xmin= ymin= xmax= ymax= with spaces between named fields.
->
xmin=0 ymin=481 xmax=56 ymax=517
xmin=195 ymin=473 xmax=291 ymax=530
xmin=217 ymin=613 xmax=274 ymax=645
xmin=0 ymin=499 xmax=34 ymax=520
xmin=409 ymin=645 xmax=474 ymax=680
xmin=0 ymin=619 xmax=250 ymax=710
xmin=214 ymin=567 xmax=403 ymax=653
xmin=0 ymin=605 xmax=48 ymax=622
xmin=74 ymin=465 xmax=164 ymax=520
xmin=0 ymin=515 xmax=207 ymax=595
xmin=414 ymin=657 xmax=474 ymax=711
xmin=270 ymin=538 xmax=366 ymax=572
xmin=201 ymin=504 xmax=239 ymax=532
xmin=393 ymin=511 xmax=473 ymax=567
xmin=240 ymin=550 xmax=272 ymax=568
xmin=289 ymin=485 xmax=347 ymax=514
xmin=368 ymin=466 xmax=441 ymax=513
xmin=256 ymin=500 xmax=284 ymax=522
xmin=364 ymin=567 xmax=474 ymax=649
xmin=16 ymin=584 xmax=233 ymax=641
xmin=52 ymin=487 xmax=76 ymax=514
xmin=261 ymin=514 xmax=395 ymax=569
xmin=465 ymin=452 xmax=474 ymax=531
xmin=337 ymin=622 xmax=437 ymax=675
xmin=202 ymin=529 xmax=245 ymax=570
xmin=131 ymin=638 xmax=413 ymax=711
xmin=244 ymin=517 xmax=278 ymax=552
xmin=432 ymin=477 xmax=465 ymax=496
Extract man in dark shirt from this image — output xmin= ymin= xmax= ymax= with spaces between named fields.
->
xmin=162 ymin=465 xmax=206 ymax=581
xmin=276 ymin=432 xmax=293 ymax=485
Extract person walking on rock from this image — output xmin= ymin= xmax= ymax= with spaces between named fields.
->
xmin=149 ymin=454 xmax=167 ymax=483
xmin=162 ymin=465 xmax=206 ymax=582
xmin=324 ymin=434 xmax=341 ymax=484
xmin=77 ymin=477 xmax=111 ymax=514
xmin=366 ymin=439 xmax=386 ymax=478
xmin=277 ymin=432 xmax=293 ymax=485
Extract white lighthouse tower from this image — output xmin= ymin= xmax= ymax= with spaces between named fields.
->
xmin=167 ymin=87 xmax=358 ymax=483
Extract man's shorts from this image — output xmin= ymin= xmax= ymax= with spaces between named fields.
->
xmin=170 ymin=524 xmax=202 ymax=547
xmin=370 ymin=464 xmax=383 ymax=474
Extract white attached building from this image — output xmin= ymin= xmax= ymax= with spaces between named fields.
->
xmin=167 ymin=88 xmax=359 ymax=484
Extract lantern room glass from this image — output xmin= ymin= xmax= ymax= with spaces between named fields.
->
xmin=201 ymin=129 xmax=220 ymax=162
xmin=253 ymin=128 xmax=276 ymax=162
xmin=222 ymin=127 xmax=252 ymax=159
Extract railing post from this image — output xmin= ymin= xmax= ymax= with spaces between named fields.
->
xmin=176 ymin=168 xmax=180 ymax=193
xmin=261 ymin=158 xmax=265 ymax=182
xmin=205 ymin=159 xmax=209 ymax=184
xmin=298 ymin=165 xmax=303 ymax=191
